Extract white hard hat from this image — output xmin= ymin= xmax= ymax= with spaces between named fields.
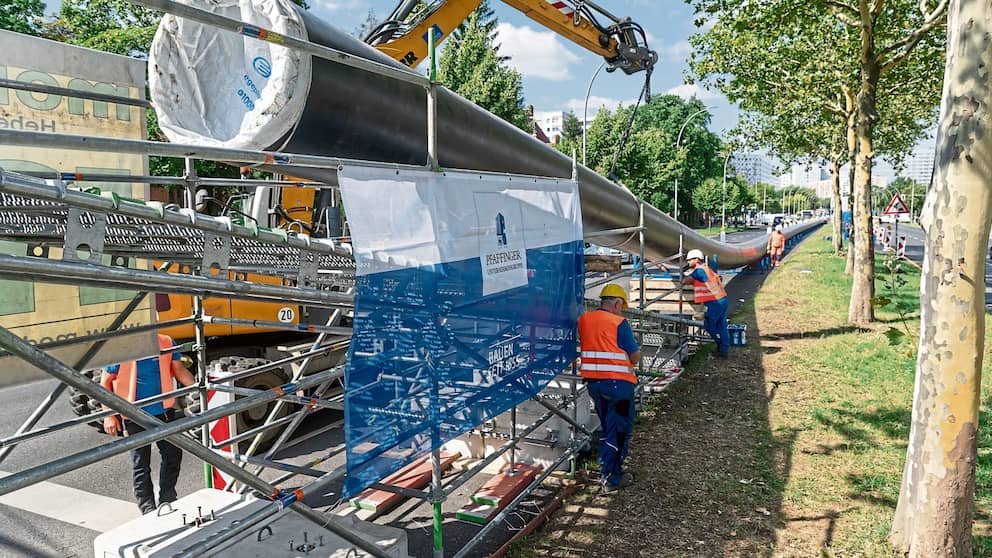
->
xmin=775 ymin=225 xmax=783 ymax=231
xmin=686 ymin=249 xmax=705 ymax=261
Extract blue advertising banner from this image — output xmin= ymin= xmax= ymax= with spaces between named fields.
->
xmin=338 ymin=166 xmax=584 ymax=498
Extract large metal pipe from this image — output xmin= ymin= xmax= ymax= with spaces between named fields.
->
xmin=149 ymin=0 xmax=820 ymax=266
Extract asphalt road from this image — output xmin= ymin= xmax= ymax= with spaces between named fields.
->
xmin=0 ymin=379 xmax=204 ymax=557
xmin=876 ymin=223 xmax=992 ymax=311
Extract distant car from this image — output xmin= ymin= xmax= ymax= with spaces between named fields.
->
xmin=760 ymin=213 xmax=786 ymax=227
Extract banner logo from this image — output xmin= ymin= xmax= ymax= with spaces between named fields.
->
xmin=252 ymin=56 xmax=272 ymax=78
xmin=496 ymin=213 xmax=508 ymax=246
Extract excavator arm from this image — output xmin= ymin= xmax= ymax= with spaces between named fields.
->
xmin=366 ymin=0 xmax=657 ymax=75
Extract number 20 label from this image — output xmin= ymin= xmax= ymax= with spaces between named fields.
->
xmin=278 ymin=307 xmax=295 ymax=323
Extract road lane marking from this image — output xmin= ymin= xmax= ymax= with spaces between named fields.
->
xmin=0 ymin=471 xmax=138 ymax=532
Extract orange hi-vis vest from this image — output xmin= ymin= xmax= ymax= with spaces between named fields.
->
xmin=114 ymin=334 xmax=177 ymax=410
xmin=692 ymin=264 xmax=727 ymax=303
xmin=578 ymin=310 xmax=636 ymax=384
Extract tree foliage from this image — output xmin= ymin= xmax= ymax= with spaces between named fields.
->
xmin=562 ymin=95 xmax=723 ymax=219
xmin=691 ymin=175 xmax=755 ymax=226
xmin=560 ymin=111 xmax=583 ymax=145
xmin=43 ymin=0 xmax=161 ymax=56
xmin=0 ymin=0 xmax=45 ymax=36
xmin=750 ymin=182 xmax=781 ymax=213
xmin=438 ymin=7 xmax=529 ymax=130
xmin=445 ymin=0 xmax=498 ymax=48
xmin=688 ymin=0 xmax=946 ymax=324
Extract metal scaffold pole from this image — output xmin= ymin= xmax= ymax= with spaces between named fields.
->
xmin=0 ymin=0 xmax=819 ymax=550
xmin=185 ymin=157 xmax=214 ymax=488
xmin=679 ymin=233 xmax=687 ymax=355
xmin=0 ymin=326 xmax=389 ymax=558
xmin=238 ymin=302 xmax=352 ymax=486
xmin=427 ymin=29 xmax=446 ymax=558
xmin=638 ymin=198 xmax=646 ymax=376
xmin=569 ymin=361 xmax=579 ymax=476
xmin=0 ymin=287 xmax=150 ymax=465
xmin=193 ymin=294 xmax=213 ymax=488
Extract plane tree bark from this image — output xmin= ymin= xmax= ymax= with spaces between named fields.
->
xmin=890 ymin=1 xmax=990 ymax=553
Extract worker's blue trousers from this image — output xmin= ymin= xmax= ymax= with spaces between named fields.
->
xmin=587 ymin=379 xmax=636 ymax=487
xmin=704 ymin=297 xmax=730 ymax=356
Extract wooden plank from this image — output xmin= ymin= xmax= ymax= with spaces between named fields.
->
xmin=456 ymin=464 xmax=543 ymax=525
xmin=584 ymin=255 xmax=622 ymax=273
xmin=470 ymin=463 xmax=541 ymax=507
xmin=349 ymin=451 xmax=460 ymax=515
xmin=455 ymin=502 xmax=498 ymax=524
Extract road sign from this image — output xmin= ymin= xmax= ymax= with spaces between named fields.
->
xmin=884 ymin=193 xmax=910 ymax=215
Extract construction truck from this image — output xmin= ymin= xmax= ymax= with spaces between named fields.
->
xmin=61 ymin=0 xmax=658 ymax=437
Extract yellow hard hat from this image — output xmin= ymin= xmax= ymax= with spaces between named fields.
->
xmin=599 ymin=284 xmax=629 ymax=309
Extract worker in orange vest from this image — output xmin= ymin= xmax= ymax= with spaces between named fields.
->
xmin=767 ymin=225 xmax=786 ymax=267
xmin=578 ymin=284 xmax=641 ymax=495
xmin=683 ymin=249 xmax=730 ymax=358
xmin=100 ymin=334 xmax=195 ymax=514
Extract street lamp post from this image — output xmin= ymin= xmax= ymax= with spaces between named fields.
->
xmin=910 ymin=181 xmax=916 ymax=221
xmin=721 ymin=150 xmax=732 ymax=242
xmin=673 ymin=107 xmax=711 ymax=222
xmin=582 ymin=61 xmax=608 ymax=167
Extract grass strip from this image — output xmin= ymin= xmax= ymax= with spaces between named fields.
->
xmin=514 ymin=235 xmax=992 ymax=557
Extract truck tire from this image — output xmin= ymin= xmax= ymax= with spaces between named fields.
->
xmin=67 ymin=369 xmax=106 ymax=430
xmin=204 ymin=356 xmax=292 ymax=449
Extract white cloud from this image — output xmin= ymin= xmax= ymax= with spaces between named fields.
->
xmin=659 ymin=40 xmax=691 ymax=63
xmin=666 ymin=83 xmax=722 ymax=102
xmin=495 ymin=23 xmax=581 ymax=81
xmin=562 ymin=96 xmax=639 ymax=118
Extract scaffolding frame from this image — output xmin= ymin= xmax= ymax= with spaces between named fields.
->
xmin=0 ymin=4 xmax=699 ymax=556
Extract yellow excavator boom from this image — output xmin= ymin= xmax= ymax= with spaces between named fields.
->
xmin=367 ymin=0 xmax=657 ymax=75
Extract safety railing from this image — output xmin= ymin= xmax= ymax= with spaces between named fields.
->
xmin=0 ymin=4 xmax=709 ymax=556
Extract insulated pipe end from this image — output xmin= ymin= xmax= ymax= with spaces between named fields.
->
xmin=149 ymin=0 xmax=312 ymax=151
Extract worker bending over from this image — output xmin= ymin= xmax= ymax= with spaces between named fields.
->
xmin=683 ymin=250 xmax=730 ymax=358
xmin=578 ymin=284 xmax=641 ymax=495
xmin=101 ymin=334 xmax=196 ymax=514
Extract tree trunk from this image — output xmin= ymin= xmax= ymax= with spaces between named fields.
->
xmin=829 ymin=157 xmax=843 ymax=255
xmin=891 ymin=3 xmax=988 ymax=554
xmin=847 ymin=60 xmax=879 ymax=324
xmin=844 ymin=90 xmax=857 ymax=275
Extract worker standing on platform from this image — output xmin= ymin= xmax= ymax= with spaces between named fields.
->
xmin=578 ymin=284 xmax=641 ymax=495
xmin=100 ymin=334 xmax=196 ymax=514
xmin=767 ymin=225 xmax=786 ymax=267
xmin=683 ymin=250 xmax=730 ymax=358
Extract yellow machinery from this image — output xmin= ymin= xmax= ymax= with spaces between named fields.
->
xmin=367 ymin=0 xmax=656 ymax=75
xmin=146 ymin=0 xmax=655 ymax=436
xmin=158 ymin=0 xmax=656 ymax=347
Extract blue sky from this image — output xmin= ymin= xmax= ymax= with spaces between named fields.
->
xmin=305 ymin=0 xmax=738 ymax=133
